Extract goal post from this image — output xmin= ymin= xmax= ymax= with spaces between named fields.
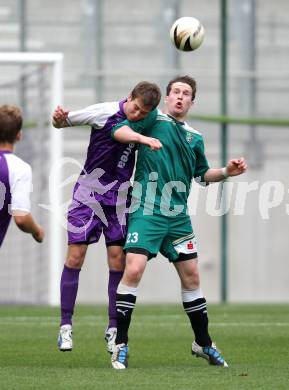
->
xmin=0 ymin=52 xmax=64 ymax=305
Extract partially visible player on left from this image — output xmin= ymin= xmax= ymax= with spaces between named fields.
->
xmin=0 ymin=105 xmax=45 ymax=247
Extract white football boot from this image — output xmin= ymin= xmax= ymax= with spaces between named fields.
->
xmin=58 ymin=324 xmax=73 ymax=351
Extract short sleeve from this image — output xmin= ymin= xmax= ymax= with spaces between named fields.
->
xmin=10 ymin=164 xmax=32 ymax=213
xmin=67 ymin=102 xmax=119 ymax=129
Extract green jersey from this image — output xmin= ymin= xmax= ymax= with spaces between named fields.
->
xmin=112 ymin=109 xmax=209 ymax=215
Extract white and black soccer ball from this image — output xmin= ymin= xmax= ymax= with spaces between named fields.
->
xmin=170 ymin=16 xmax=205 ymax=52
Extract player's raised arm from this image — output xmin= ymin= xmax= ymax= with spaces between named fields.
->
xmin=52 ymin=102 xmax=106 ymax=129
xmin=204 ymin=157 xmax=247 ymax=182
xmin=113 ymin=125 xmax=162 ymax=151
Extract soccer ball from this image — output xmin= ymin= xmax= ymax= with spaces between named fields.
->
xmin=170 ymin=16 xmax=205 ymax=52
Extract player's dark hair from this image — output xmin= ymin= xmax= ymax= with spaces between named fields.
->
xmin=131 ymin=81 xmax=161 ymax=110
xmin=0 ymin=105 xmax=23 ymax=144
xmin=166 ymin=75 xmax=197 ymax=101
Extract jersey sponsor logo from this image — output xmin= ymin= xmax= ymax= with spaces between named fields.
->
xmin=174 ymin=235 xmax=197 ymax=255
xmin=187 ymin=241 xmax=194 ymax=250
xmin=117 ymin=143 xmax=135 ymax=168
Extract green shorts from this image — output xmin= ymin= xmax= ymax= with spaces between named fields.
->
xmin=124 ymin=209 xmax=198 ymax=262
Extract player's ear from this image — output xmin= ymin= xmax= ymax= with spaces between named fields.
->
xmin=127 ymin=94 xmax=132 ymax=102
xmin=16 ymin=131 xmax=22 ymax=142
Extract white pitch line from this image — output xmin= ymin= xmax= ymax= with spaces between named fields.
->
xmin=0 ymin=316 xmax=288 ymax=328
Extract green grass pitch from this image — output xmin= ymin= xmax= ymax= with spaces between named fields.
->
xmin=0 ymin=304 xmax=289 ymax=390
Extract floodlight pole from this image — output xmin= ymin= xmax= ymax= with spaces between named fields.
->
xmin=220 ymin=0 xmax=228 ymax=302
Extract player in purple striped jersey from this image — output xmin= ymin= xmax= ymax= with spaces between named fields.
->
xmin=0 ymin=105 xmax=44 ymax=247
xmin=52 ymin=81 xmax=161 ymax=353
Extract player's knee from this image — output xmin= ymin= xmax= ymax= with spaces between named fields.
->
xmin=125 ymin=264 xmax=144 ymax=284
xmin=65 ymin=256 xmax=83 ymax=269
xmin=107 ymin=248 xmax=125 ymax=271
xmin=124 ymin=253 xmax=146 ymax=283
xmin=65 ymin=248 xmax=86 ymax=269
xmin=182 ymin=271 xmax=200 ymax=290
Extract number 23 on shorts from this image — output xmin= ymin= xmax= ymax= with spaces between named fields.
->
xmin=126 ymin=232 xmax=139 ymax=244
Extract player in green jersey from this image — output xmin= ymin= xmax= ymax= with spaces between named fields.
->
xmin=110 ymin=75 xmax=247 ymax=369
